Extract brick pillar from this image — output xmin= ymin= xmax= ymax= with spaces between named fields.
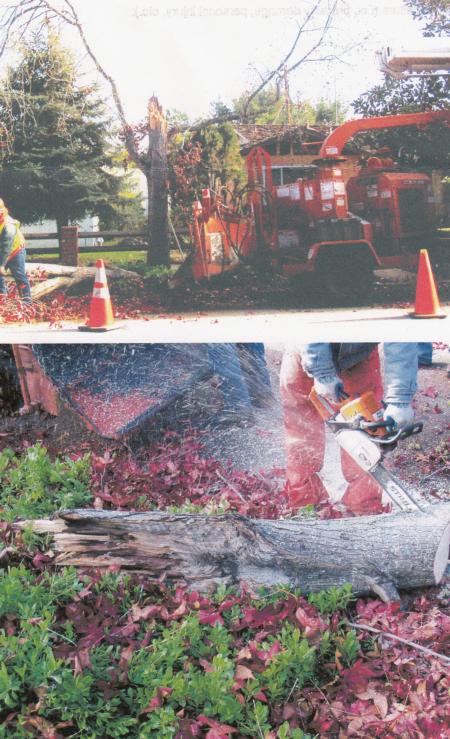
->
xmin=59 ymin=226 xmax=79 ymax=266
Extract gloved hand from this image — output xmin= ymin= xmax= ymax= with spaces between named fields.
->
xmin=383 ymin=403 xmax=414 ymax=430
xmin=314 ymin=374 xmax=347 ymax=404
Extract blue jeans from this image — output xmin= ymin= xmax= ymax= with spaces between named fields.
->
xmin=207 ymin=344 xmax=252 ymax=411
xmin=236 ymin=343 xmax=272 ymax=404
xmin=0 ymin=250 xmax=31 ymax=301
xmin=418 ymin=343 xmax=433 ymax=367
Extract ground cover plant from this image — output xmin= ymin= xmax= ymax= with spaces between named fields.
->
xmin=0 ymin=434 xmax=448 ymax=737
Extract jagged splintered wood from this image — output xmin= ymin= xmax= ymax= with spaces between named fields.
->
xmin=24 ymin=505 xmax=450 ymax=601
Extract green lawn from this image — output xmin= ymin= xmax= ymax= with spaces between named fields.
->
xmin=27 ymin=249 xmax=184 ymax=272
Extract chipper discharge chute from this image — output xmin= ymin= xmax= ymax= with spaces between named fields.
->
xmin=13 ymin=344 xmax=212 ymax=440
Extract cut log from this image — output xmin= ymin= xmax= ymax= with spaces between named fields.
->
xmin=24 ymin=504 xmax=450 ymax=600
xmin=26 ymin=263 xmax=78 ymax=277
xmin=26 ymin=263 xmax=143 ymax=301
xmin=31 ymin=276 xmax=74 ymax=300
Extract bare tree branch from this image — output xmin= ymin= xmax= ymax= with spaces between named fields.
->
xmin=0 ymin=0 xmax=145 ymax=168
xmin=242 ymin=0 xmax=341 ymax=117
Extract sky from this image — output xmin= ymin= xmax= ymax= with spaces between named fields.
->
xmin=0 ymin=0 xmax=429 ymax=123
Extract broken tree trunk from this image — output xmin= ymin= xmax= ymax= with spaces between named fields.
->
xmin=25 ymin=504 xmax=450 ymax=600
xmin=147 ymin=96 xmax=169 ymax=267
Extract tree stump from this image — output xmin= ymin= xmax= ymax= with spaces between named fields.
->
xmin=26 ymin=504 xmax=450 ymax=601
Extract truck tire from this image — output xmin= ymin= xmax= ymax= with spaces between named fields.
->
xmin=315 ymin=252 xmax=375 ymax=306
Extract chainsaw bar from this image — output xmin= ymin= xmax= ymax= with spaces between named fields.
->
xmin=370 ymin=464 xmax=426 ymax=513
xmin=334 ymin=428 xmax=426 ymax=513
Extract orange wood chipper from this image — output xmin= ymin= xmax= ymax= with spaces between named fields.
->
xmin=184 ymin=110 xmax=450 ymax=299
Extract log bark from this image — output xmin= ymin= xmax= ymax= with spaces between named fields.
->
xmin=24 ymin=504 xmax=450 ymax=600
xmin=27 ymin=263 xmax=142 ymax=300
xmin=30 ymin=276 xmax=74 ymax=300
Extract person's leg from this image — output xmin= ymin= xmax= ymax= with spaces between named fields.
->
xmin=236 ymin=343 xmax=273 ymax=407
xmin=418 ymin=342 xmax=433 ymax=367
xmin=6 ymin=250 xmax=31 ymax=302
xmin=280 ymin=349 xmax=331 ymax=507
xmin=207 ymin=344 xmax=252 ymax=413
xmin=0 ymin=271 xmax=7 ymax=296
xmin=339 ymin=350 xmax=384 ymax=514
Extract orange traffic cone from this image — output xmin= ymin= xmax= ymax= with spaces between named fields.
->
xmin=79 ymin=260 xmax=119 ymax=332
xmin=409 ymin=249 xmax=446 ymax=319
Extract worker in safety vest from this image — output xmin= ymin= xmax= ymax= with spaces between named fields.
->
xmin=280 ymin=343 xmax=418 ymax=515
xmin=0 ymin=199 xmax=31 ymax=303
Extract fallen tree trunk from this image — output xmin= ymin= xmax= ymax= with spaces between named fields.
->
xmin=26 ymin=263 xmax=143 ymax=301
xmin=30 ymin=276 xmax=74 ymax=300
xmin=24 ymin=505 xmax=450 ymax=600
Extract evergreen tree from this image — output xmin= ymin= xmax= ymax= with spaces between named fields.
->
xmin=0 ymin=29 xmax=138 ymax=229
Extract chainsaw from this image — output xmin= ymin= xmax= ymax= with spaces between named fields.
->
xmin=309 ymin=389 xmax=427 ymax=512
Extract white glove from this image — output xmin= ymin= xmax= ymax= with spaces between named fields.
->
xmin=383 ymin=403 xmax=414 ymax=430
xmin=314 ymin=374 xmax=347 ymax=404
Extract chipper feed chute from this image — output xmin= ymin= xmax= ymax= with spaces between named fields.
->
xmin=17 ymin=345 xmax=212 ymax=439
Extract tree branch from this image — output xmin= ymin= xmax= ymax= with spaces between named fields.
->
xmin=242 ymin=0 xmax=341 ymax=118
xmin=0 ymin=0 xmax=146 ymax=169
xmin=347 ymin=621 xmax=450 ymax=665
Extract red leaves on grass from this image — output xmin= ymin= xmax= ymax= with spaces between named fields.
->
xmin=341 ymin=660 xmax=383 ymax=692
xmin=89 ymin=432 xmax=289 ymax=519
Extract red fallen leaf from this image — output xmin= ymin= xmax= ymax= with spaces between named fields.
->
xmin=295 ymin=607 xmax=327 ymax=639
xmin=22 ymin=717 xmax=58 ymax=739
xmin=418 ymin=717 xmax=446 ymax=734
xmin=131 ymin=603 xmax=162 ymax=622
xmin=341 ymin=660 xmax=382 ymax=691
xmin=421 ymin=386 xmax=438 ymax=398
xmin=170 ymin=601 xmax=187 ymax=620
xmin=196 ymin=715 xmax=236 ymax=735
xmin=31 ymin=552 xmax=52 ymax=570
xmin=235 ymin=647 xmax=252 ymax=662
xmin=235 ymin=664 xmax=254 ymax=680
xmin=118 ymin=643 xmax=136 ymax=671
xmin=198 ymin=610 xmax=224 ymax=626
xmin=141 ymin=687 xmax=173 ymax=714
xmin=433 ymin=404 xmax=443 ymax=414
xmin=254 ymin=690 xmax=268 ymax=702
xmin=199 ymin=659 xmax=214 ymax=673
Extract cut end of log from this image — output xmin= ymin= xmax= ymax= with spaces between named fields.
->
xmin=434 ymin=522 xmax=450 ymax=583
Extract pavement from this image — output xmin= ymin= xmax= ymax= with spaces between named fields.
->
xmin=0 ymin=306 xmax=449 ymax=343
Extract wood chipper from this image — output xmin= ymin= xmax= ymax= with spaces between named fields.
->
xmin=12 ymin=344 xmax=212 ymax=440
xmin=184 ymin=110 xmax=450 ymax=299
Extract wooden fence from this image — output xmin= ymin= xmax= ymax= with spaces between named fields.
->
xmin=24 ymin=230 xmax=148 ymax=256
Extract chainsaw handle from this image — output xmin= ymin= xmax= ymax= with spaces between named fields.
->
xmin=360 ymin=419 xmax=391 ymax=431
xmin=370 ymin=421 xmax=424 ymax=446
xmin=396 ymin=421 xmax=423 ymax=441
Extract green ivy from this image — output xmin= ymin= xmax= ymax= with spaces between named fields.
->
xmin=0 ymin=444 xmax=91 ymax=521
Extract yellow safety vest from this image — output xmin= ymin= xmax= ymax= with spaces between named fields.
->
xmin=0 ymin=216 xmax=25 ymax=262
